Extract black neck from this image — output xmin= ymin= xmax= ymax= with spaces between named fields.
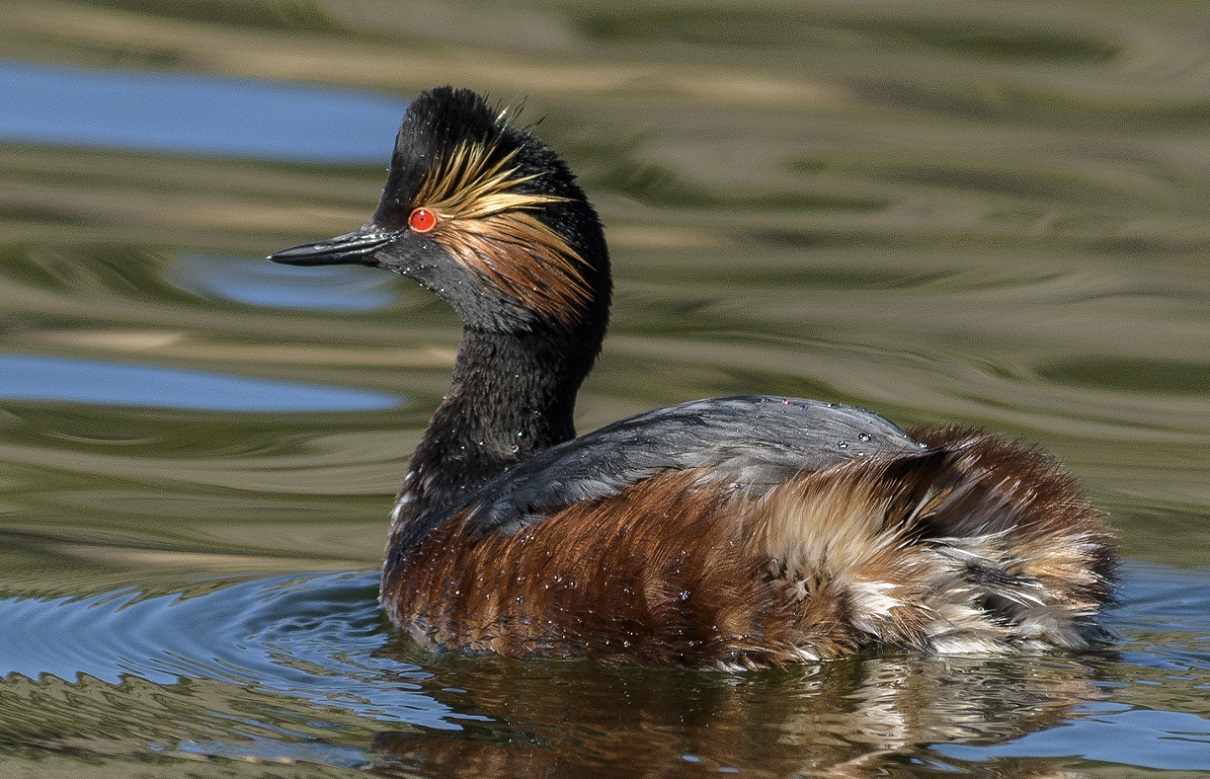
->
xmin=391 ymin=325 xmax=597 ymax=535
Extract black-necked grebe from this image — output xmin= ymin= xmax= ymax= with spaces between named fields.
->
xmin=270 ymin=87 xmax=1114 ymax=668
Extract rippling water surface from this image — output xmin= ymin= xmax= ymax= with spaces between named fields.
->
xmin=1 ymin=2 xmax=1208 ymax=777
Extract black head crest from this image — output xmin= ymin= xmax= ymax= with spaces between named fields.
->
xmin=377 ymin=87 xmax=508 ymax=218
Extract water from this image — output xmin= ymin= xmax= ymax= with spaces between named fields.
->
xmin=1 ymin=1 xmax=1208 ymax=776
xmin=0 ymin=59 xmax=407 ymax=161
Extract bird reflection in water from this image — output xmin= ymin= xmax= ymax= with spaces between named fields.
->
xmin=368 ymin=646 xmax=1104 ymax=778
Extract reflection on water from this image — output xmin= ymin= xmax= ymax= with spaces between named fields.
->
xmin=372 ymin=655 xmax=1103 ymax=778
xmin=171 ymin=253 xmax=400 ymax=310
xmin=0 ymin=353 xmax=399 ymax=411
xmin=3 ymin=567 xmax=1203 ymax=778
xmin=1 ymin=0 xmax=1209 ymax=777
xmin=578 ymin=6 xmax=1122 ymax=65
xmin=0 ymin=59 xmax=406 ymax=161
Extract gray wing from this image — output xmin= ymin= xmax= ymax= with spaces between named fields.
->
xmin=465 ymin=395 xmax=922 ymax=534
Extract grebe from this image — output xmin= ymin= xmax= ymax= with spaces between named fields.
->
xmin=270 ymin=87 xmax=1114 ymax=668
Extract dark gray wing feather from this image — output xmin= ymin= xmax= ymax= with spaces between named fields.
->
xmin=464 ymin=396 xmax=921 ymax=534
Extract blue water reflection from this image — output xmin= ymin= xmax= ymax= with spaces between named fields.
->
xmin=1 ymin=564 xmax=1206 ymax=773
xmin=0 ymin=353 xmax=398 ymax=411
xmin=173 ymin=253 xmax=397 ymax=310
xmin=0 ymin=571 xmax=459 ymax=729
xmin=0 ymin=59 xmax=407 ymax=162
xmin=937 ymin=707 xmax=1210 ymax=771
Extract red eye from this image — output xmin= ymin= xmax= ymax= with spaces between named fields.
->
xmin=409 ymin=208 xmax=437 ymax=233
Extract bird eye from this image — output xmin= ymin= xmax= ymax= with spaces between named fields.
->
xmin=408 ymin=208 xmax=438 ymax=233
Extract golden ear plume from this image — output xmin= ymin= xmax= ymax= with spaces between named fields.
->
xmin=413 ymin=140 xmax=591 ymax=323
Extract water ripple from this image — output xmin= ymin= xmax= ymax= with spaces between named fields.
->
xmin=0 ymin=353 xmax=399 ymax=412
xmin=0 ymin=59 xmax=407 ymax=162
xmin=0 ymin=571 xmax=455 ymax=729
xmin=0 ymin=564 xmax=1206 ymax=774
xmin=172 ymin=253 xmax=398 ymax=311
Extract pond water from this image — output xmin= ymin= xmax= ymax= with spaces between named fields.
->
xmin=1 ymin=1 xmax=1208 ymax=777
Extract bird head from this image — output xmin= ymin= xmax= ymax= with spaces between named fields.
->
xmin=271 ymin=86 xmax=609 ymax=334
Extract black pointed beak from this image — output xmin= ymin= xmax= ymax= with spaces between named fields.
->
xmin=268 ymin=227 xmax=394 ymax=267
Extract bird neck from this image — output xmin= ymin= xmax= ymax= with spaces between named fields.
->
xmin=393 ymin=324 xmax=599 ymax=531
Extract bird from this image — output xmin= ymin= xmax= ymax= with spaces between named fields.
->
xmin=269 ymin=86 xmax=1114 ymax=669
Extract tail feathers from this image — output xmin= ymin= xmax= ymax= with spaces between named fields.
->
xmin=751 ymin=428 xmax=1113 ymax=657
